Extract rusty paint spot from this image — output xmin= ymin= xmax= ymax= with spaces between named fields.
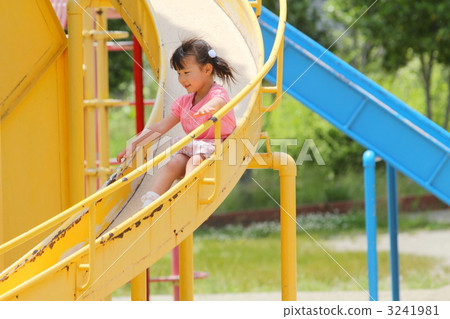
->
xmin=143 ymin=204 xmax=163 ymax=220
xmin=100 ymin=232 xmax=114 ymax=245
xmin=172 ymin=191 xmax=181 ymax=200
xmin=29 ymin=212 xmax=85 ymax=261
xmin=112 ymin=227 xmax=132 ymax=240
xmin=0 ymin=212 xmax=88 ymax=281
xmin=135 ymin=221 xmax=141 ymax=228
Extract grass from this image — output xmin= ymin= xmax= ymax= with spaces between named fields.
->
xmin=113 ymin=234 xmax=450 ymax=297
xmin=113 ymin=216 xmax=450 ymax=298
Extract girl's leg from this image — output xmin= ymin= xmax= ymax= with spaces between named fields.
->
xmin=142 ymin=152 xmax=204 ymax=208
xmin=148 ymin=153 xmax=190 ymax=195
xmin=185 ymin=154 xmax=205 ymax=175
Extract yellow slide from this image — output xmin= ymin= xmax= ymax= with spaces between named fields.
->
xmin=0 ymin=0 xmax=288 ymax=300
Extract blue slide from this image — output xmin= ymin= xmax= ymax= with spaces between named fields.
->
xmin=259 ymin=7 xmax=450 ymax=205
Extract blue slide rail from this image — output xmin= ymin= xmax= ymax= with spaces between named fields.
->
xmin=259 ymin=7 xmax=450 ymax=205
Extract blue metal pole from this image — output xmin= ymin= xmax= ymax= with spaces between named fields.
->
xmin=387 ymin=163 xmax=400 ymax=301
xmin=363 ymin=150 xmax=378 ymax=301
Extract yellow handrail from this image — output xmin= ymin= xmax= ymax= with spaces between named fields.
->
xmin=261 ymin=40 xmax=285 ymax=112
xmin=0 ymin=0 xmax=287 ymax=260
xmin=79 ymin=202 xmax=96 ymax=290
xmin=249 ymin=0 xmax=262 ymax=17
xmin=199 ymin=118 xmax=222 ymax=205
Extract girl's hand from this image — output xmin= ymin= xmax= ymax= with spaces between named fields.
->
xmin=193 ymin=105 xmax=216 ymax=117
xmin=117 ymin=143 xmax=134 ymax=163
xmin=116 ymin=147 xmax=129 ymax=163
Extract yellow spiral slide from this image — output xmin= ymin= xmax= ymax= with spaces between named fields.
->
xmin=0 ymin=0 xmax=294 ymax=300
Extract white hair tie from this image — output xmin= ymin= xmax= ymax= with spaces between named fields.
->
xmin=208 ymin=49 xmax=217 ymax=59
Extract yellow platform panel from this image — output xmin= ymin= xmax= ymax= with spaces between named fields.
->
xmin=0 ymin=0 xmax=66 ymax=122
xmin=0 ymin=1 xmax=68 ymax=269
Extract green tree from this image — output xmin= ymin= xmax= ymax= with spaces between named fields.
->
xmin=107 ymin=18 xmax=134 ymax=99
xmin=329 ymin=0 xmax=450 ymax=128
xmin=264 ymin=0 xmax=333 ymax=48
xmin=435 ymin=1 xmax=450 ymax=130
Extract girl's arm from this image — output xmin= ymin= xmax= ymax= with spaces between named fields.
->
xmin=193 ymin=96 xmax=226 ymax=117
xmin=117 ymin=113 xmax=180 ymax=163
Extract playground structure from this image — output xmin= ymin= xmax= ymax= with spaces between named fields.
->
xmin=0 ymin=0 xmax=449 ymax=301
xmin=1 ymin=0 xmax=295 ymax=301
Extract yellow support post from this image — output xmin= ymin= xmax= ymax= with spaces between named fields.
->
xmin=83 ymin=9 xmax=97 ymax=196
xmin=131 ymin=271 xmax=148 ymax=301
xmin=95 ymin=9 xmax=110 ymax=186
xmin=0 ymin=130 xmax=3 ymax=271
xmin=68 ymin=0 xmax=88 ymax=204
xmin=249 ymin=151 xmax=297 ymax=301
xmin=179 ymin=234 xmax=194 ymax=301
xmin=279 ymin=160 xmax=297 ymax=301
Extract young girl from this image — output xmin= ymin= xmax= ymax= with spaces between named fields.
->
xmin=117 ymin=38 xmax=236 ymax=208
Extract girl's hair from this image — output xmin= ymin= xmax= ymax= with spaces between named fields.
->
xmin=170 ymin=38 xmax=236 ymax=85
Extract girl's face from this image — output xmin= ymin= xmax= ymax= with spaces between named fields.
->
xmin=176 ymin=55 xmax=213 ymax=95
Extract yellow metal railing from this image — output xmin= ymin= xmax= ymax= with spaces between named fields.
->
xmin=249 ymin=0 xmax=262 ymax=17
xmin=0 ymin=0 xmax=287 ymax=299
xmin=261 ymin=39 xmax=285 ymax=112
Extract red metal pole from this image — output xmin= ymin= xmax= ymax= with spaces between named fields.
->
xmin=133 ymin=35 xmax=144 ymax=134
xmin=133 ymin=34 xmax=148 ymax=300
xmin=146 ymin=268 xmax=150 ymax=301
xmin=172 ymin=247 xmax=180 ymax=301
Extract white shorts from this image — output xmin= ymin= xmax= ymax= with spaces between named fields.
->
xmin=170 ymin=137 xmax=216 ymax=159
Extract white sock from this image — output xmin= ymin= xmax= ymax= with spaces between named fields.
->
xmin=141 ymin=191 xmax=160 ymax=208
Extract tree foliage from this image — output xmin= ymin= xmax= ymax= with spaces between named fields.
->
xmin=329 ymin=0 xmax=450 ymax=127
xmin=107 ymin=18 xmax=134 ymax=98
xmin=264 ymin=0 xmax=333 ymax=48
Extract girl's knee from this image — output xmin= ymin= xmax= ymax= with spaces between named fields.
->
xmin=165 ymin=154 xmax=188 ymax=172
xmin=191 ymin=154 xmax=205 ymax=167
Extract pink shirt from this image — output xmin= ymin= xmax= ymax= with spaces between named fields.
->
xmin=171 ymin=83 xmax=236 ymax=140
